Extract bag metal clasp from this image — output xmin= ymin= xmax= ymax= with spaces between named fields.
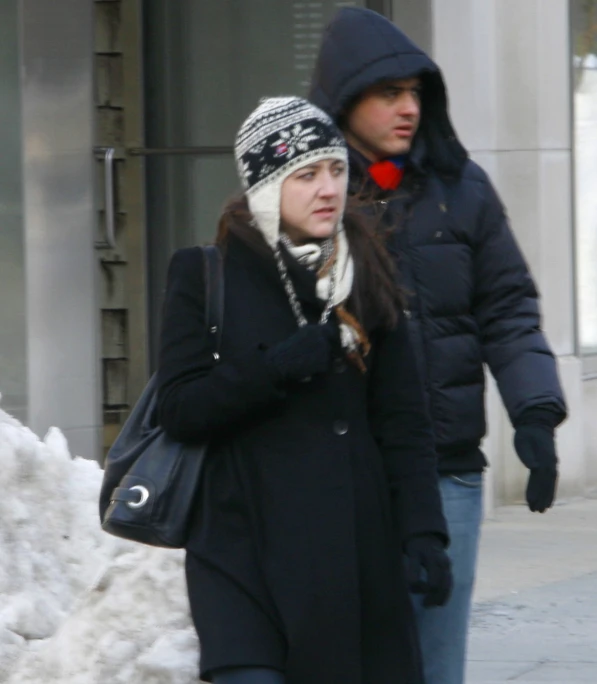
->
xmin=127 ymin=485 xmax=150 ymax=509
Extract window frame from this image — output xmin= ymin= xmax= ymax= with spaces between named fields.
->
xmin=367 ymin=0 xmax=392 ymax=16
xmin=569 ymin=0 xmax=597 ymax=376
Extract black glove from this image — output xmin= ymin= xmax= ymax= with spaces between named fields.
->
xmin=514 ymin=409 xmax=559 ymax=513
xmin=265 ymin=323 xmax=337 ymax=382
xmin=404 ymin=535 xmax=453 ymax=608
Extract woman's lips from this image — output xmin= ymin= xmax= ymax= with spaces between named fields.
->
xmin=313 ymin=208 xmax=336 ymax=217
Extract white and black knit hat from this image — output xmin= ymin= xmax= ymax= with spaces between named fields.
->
xmin=234 ymin=96 xmax=348 ymax=248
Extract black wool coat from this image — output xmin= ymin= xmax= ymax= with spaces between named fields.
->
xmin=157 ymin=234 xmax=447 ymax=684
xmin=310 ymin=7 xmax=567 ymax=473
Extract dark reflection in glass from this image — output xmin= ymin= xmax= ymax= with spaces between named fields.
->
xmin=142 ymin=0 xmax=366 ymax=367
xmin=0 ymin=1 xmax=26 ymax=422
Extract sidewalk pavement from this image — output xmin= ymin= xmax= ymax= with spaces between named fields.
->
xmin=467 ymin=496 xmax=597 ymax=683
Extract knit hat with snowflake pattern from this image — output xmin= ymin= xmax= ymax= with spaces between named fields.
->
xmin=234 ymin=96 xmax=348 ymax=248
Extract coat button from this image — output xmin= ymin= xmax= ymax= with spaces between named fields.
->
xmin=333 ymin=420 xmax=349 ymax=436
xmin=333 ymin=358 xmax=346 ymax=373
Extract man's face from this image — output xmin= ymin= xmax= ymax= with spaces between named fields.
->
xmin=344 ymin=78 xmax=422 ymax=162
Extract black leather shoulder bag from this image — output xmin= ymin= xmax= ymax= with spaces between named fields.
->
xmin=99 ymin=245 xmax=223 ymax=548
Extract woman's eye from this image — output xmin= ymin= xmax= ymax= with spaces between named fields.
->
xmin=299 ymin=172 xmax=315 ymax=180
xmin=333 ymin=166 xmax=346 ymax=176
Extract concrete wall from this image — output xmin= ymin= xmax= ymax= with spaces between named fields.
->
xmin=582 ymin=379 xmax=597 ymax=491
xmin=429 ymin=0 xmax=588 ymax=506
xmin=20 ymin=0 xmax=101 ymax=458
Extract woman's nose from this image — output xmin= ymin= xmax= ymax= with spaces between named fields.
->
xmin=319 ymin=172 xmax=339 ymax=197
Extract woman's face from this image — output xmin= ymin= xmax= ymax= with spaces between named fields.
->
xmin=280 ymin=158 xmax=347 ymax=244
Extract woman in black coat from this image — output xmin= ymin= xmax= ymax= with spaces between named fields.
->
xmin=157 ymin=97 xmax=451 ymax=684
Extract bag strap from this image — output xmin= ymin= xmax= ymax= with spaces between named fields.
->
xmin=202 ymin=245 xmax=224 ymax=356
xmin=138 ymin=246 xmax=224 ymax=434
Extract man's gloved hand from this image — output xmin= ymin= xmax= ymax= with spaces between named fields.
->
xmin=404 ymin=534 xmax=453 ymax=608
xmin=514 ymin=408 xmax=560 ymax=513
xmin=265 ymin=322 xmax=338 ymax=382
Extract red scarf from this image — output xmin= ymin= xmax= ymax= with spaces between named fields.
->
xmin=368 ymin=156 xmax=407 ymax=191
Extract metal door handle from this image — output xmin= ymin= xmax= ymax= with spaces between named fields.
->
xmin=95 ymin=147 xmax=117 ymax=249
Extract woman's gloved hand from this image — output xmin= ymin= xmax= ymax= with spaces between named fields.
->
xmin=265 ymin=323 xmax=338 ymax=382
xmin=404 ymin=534 xmax=453 ymax=608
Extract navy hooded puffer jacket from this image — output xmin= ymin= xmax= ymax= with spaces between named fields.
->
xmin=310 ymin=8 xmax=567 ymax=473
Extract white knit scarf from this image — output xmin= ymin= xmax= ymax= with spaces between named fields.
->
xmin=280 ymin=227 xmax=360 ymax=353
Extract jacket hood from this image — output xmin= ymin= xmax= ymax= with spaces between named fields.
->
xmin=309 ymin=7 xmax=468 ymax=176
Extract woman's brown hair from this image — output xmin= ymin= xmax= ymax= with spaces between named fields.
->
xmin=215 ymin=194 xmax=405 ymax=332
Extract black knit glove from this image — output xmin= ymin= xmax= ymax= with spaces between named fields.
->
xmin=514 ymin=408 xmax=559 ymax=513
xmin=265 ymin=323 xmax=337 ymax=382
xmin=404 ymin=535 xmax=453 ymax=608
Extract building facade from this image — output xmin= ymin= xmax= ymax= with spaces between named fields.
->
xmin=0 ymin=0 xmax=595 ymax=510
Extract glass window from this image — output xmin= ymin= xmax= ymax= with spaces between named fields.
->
xmin=143 ymin=0 xmax=369 ymax=365
xmin=572 ymin=0 xmax=597 ymax=356
xmin=0 ymin=1 xmax=26 ymax=422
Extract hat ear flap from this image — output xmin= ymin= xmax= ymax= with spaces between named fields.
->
xmin=246 ymin=178 xmax=283 ymax=249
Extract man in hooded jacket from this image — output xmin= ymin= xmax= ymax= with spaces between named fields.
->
xmin=309 ymin=7 xmax=567 ymax=684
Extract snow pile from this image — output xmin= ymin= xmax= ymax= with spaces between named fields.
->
xmin=0 ymin=406 xmax=200 ymax=683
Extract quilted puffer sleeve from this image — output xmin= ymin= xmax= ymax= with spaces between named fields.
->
xmin=471 ymin=176 xmax=567 ymax=425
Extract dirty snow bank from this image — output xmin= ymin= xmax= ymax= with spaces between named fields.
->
xmin=0 ymin=406 xmax=199 ymax=683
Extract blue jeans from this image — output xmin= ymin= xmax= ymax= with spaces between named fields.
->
xmin=412 ymin=472 xmax=484 ymax=684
